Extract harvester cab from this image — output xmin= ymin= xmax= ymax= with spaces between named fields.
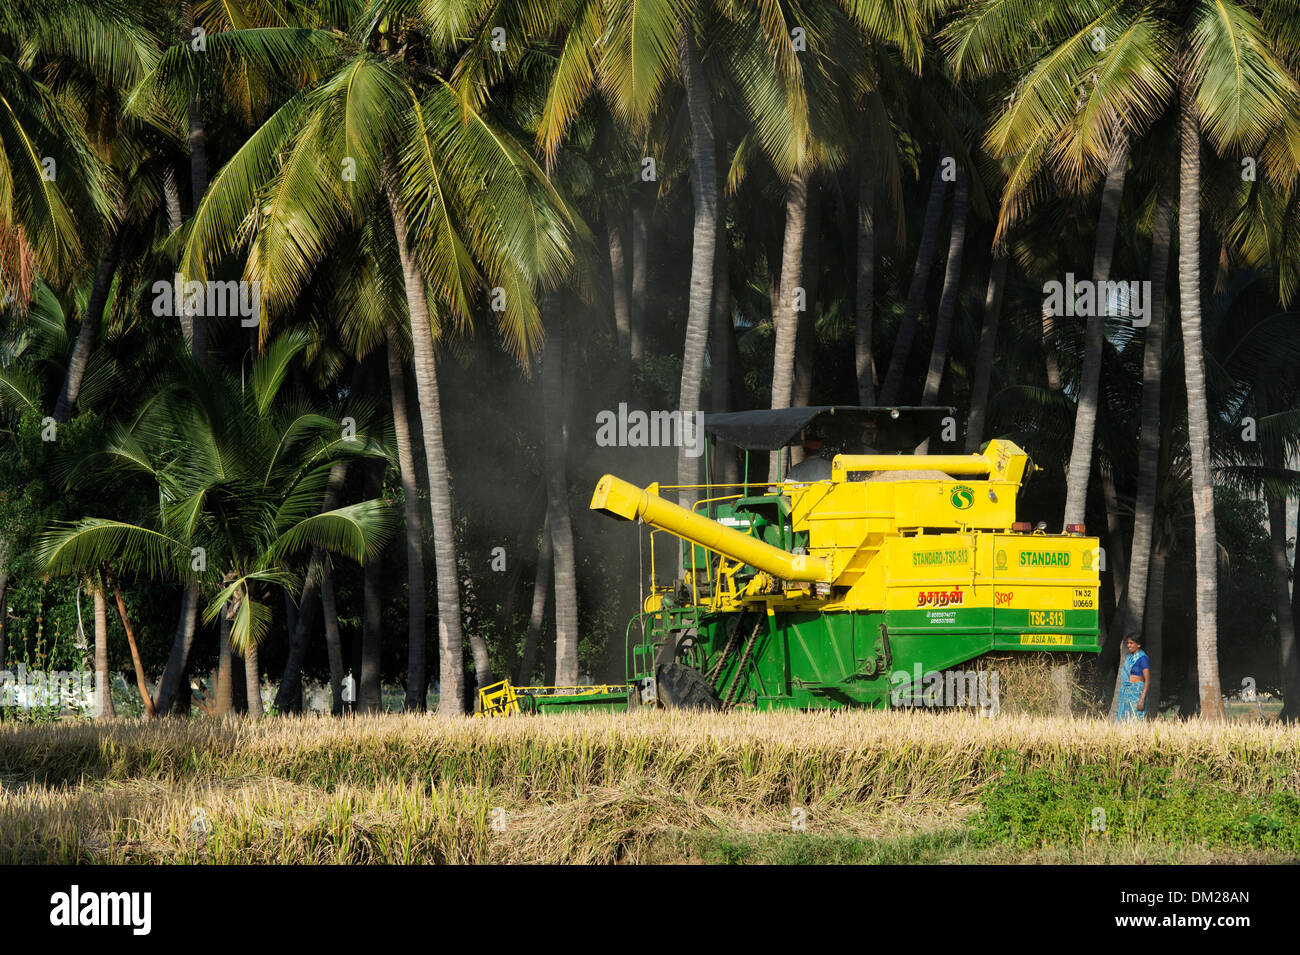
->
xmin=588 ymin=406 xmax=1101 ymax=713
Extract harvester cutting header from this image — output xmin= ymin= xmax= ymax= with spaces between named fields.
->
xmin=478 ymin=406 xmax=1099 ymax=716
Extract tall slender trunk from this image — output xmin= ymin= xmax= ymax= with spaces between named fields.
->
xmin=0 ymin=571 xmax=9 ymax=685
xmin=676 ymin=27 xmax=718 ymax=508
xmin=543 ymin=325 xmax=580 ymax=685
xmin=1042 ymin=303 xmax=1063 ymax=392
xmin=92 ymin=586 xmax=113 ymax=718
xmin=1102 ymin=466 xmax=1129 ymax=617
xmin=154 ymin=581 xmax=199 ymax=717
xmin=519 ymin=515 xmax=552 ymax=685
xmin=1177 ymin=75 xmax=1224 ymax=720
xmin=921 ymin=174 xmax=970 ymax=407
xmin=109 ymin=575 xmax=154 ymax=716
xmin=1268 ymin=496 xmax=1298 ymax=720
xmin=161 ymin=168 xmax=194 ymax=348
xmin=54 ymin=229 xmax=123 ymax=421
xmin=214 ymin=600 xmax=232 ymax=717
xmin=320 ymin=561 xmax=345 ymax=714
xmin=181 ymin=0 xmax=208 ymax=365
xmin=631 ymin=201 xmax=648 ymax=367
xmin=768 ymin=170 xmax=810 ymax=481
xmin=244 ymin=642 xmax=262 ymax=718
xmin=231 ymin=649 xmax=247 ymax=714
xmin=1143 ymin=542 xmax=1168 ymax=719
xmin=792 ymin=184 xmax=820 ymax=417
xmin=608 ymin=217 xmax=632 ymax=357
xmin=710 ymin=199 xmax=739 ymax=485
xmin=273 ymin=460 xmax=348 ymax=712
xmin=387 ymin=330 xmax=428 ymax=711
xmin=1292 ymin=494 xmax=1300 ymax=716
xmin=1062 ymin=135 xmax=1129 ymax=528
xmin=965 ymin=255 xmax=1008 ymax=452
xmin=879 ymin=160 xmax=949 ymax=404
xmin=1111 ymin=177 xmax=1173 ymax=714
xmin=856 ymin=173 xmax=877 ymax=405
xmin=383 ymin=158 xmax=467 ymax=716
xmin=359 ymin=458 xmax=384 ymax=713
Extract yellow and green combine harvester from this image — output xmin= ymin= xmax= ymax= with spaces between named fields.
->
xmin=477 ymin=407 xmax=1100 ymax=716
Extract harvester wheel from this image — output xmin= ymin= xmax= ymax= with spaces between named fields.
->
xmin=654 ymin=663 xmax=722 ymax=711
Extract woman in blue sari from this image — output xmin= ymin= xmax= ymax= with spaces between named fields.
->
xmin=1116 ymin=635 xmax=1150 ymax=722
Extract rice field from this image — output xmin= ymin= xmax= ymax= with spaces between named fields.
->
xmin=1 ymin=711 xmax=1297 ymax=864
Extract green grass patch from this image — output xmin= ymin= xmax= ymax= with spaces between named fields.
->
xmin=977 ymin=757 xmax=1300 ymax=852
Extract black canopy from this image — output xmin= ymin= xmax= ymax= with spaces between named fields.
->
xmin=702 ymin=406 xmax=957 ymax=454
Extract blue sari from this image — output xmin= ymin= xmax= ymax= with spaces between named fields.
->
xmin=1116 ymin=650 xmax=1147 ymax=722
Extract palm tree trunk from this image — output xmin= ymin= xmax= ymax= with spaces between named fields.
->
xmin=93 ymin=586 xmax=113 ymax=718
xmin=856 ymin=172 xmax=877 ymax=406
xmin=1102 ymin=465 xmax=1129 ymax=618
xmin=244 ymin=642 xmax=262 ymax=718
xmin=1292 ymin=494 xmax=1300 ymax=716
xmin=1062 ymin=135 xmax=1129 ymax=528
xmin=180 ymin=0 xmax=208 ymax=365
xmin=214 ymin=601 xmax=232 ymax=717
xmin=1042 ymin=303 xmax=1063 ymax=392
xmin=108 ymin=575 xmax=155 ymax=716
xmin=383 ymin=158 xmax=467 ymax=716
xmin=320 ymin=561 xmax=345 ymax=714
xmin=161 ymin=167 xmax=195 ymax=348
xmin=921 ymin=174 xmax=970 ymax=406
xmin=965 ymin=255 xmax=1008 ymax=452
xmin=542 ymin=324 xmax=580 ymax=685
xmin=608 ymin=217 xmax=632 ymax=358
xmin=1143 ymin=542 xmax=1168 ymax=719
xmin=792 ymin=185 xmax=820 ymax=419
xmin=0 ymin=570 xmax=8 ymax=683
xmin=1177 ymin=75 xmax=1224 ymax=720
xmin=879 ymin=160 xmax=949 ymax=404
xmin=676 ymin=27 xmax=719 ymax=508
xmin=1111 ymin=178 xmax=1173 ymax=712
xmin=768 ymin=170 xmax=810 ymax=481
xmin=53 ymin=229 xmax=123 ymax=421
xmin=387 ymin=330 xmax=428 ymax=711
xmin=273 ymin=460 xmax=348 ymax=712
xmin=710 ymin=200 xmax=740 ymax=485
xmin=1268 ymin=495 xmax=1298 ymax=720
xmin=359 ymin=457 xmax=384 ymax=713
xmin=154 ymin=581 xmax=199 ymax=717
xmin=519 ymin=515 xmax=552 ymax=684
xmin=631 ymin=202 xmax=648 ymax=367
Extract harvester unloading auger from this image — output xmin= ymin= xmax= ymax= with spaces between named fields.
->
xmin=476 ymin=407 xmax=1100 ymax=716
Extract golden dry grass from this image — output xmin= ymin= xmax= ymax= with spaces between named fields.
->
xmin=1 ymin=710 xmax=1296 ymax=863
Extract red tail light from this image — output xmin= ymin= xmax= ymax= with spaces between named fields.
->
xmin=1065 ymin=524 xmax=1085 ymax=536
xmin=1012 ymin=522 xmax=1032 ymax=533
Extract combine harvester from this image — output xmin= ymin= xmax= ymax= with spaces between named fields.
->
xmin=477 ymin=407 xmax=1100 ymax=716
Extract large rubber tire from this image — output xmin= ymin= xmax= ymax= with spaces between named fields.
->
xmin=655 ymin=662 xmax=722 ymax=711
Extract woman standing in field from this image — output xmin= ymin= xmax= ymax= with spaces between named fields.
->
xmin=1116 ymin=636 xmax=1151 ymax=722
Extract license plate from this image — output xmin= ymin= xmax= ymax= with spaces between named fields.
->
xmin=1020 ymin=633 xmax=1072 ymax=646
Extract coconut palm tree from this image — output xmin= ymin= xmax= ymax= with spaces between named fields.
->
xmin=175 ymin=11 xmax=574 ymax=713
xmin=39 ymin=332 xmax=394 ymax=714
xmin=948 ymin=0 xmax=1300 ymax=716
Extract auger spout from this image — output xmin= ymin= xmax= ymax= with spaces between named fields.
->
xmin=590 ymin=474 xmax=829 ymax=582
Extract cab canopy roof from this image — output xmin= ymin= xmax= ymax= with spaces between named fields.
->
xmin=702 ymin=406 xmax=957 ymax=454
